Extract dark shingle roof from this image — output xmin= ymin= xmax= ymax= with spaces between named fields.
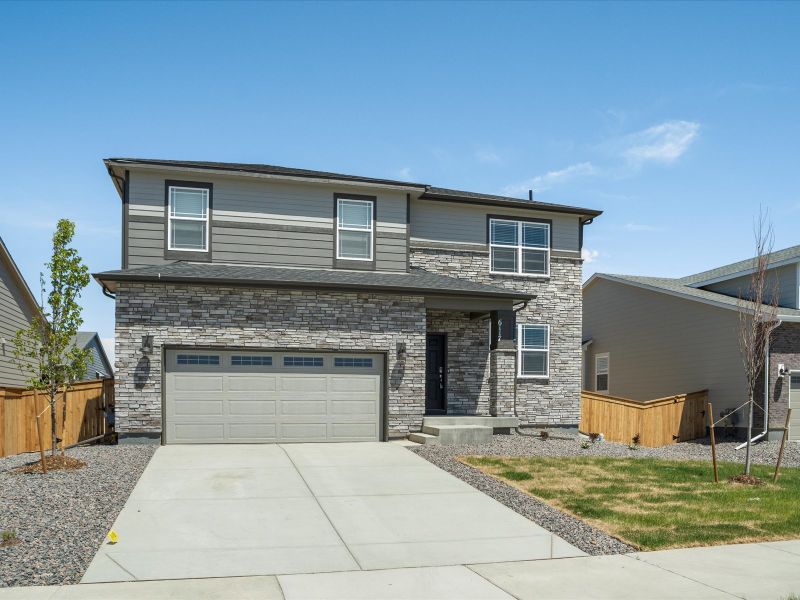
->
xmin=72 ymin=332 xmax=96 ymax=349
xmin=589 ymin=273 xmax=800 ymax=318
xmin=104 ymin=158 xmax=601 ymax=217
xmin=419 ymin=187 xmax=602 ymax=217
xmin=680 ymin=245 xmax=800 ymax=286
xmin=94 ymin=262 xmax=533 ymax=301
xmin=105 ymin=158 xmax=428 ymax=189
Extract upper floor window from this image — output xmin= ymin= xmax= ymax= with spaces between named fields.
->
xmin=518 ymin=324 xmax=549 ymax=378
xmin=168 ymin=186 xmax=209 ymax=251
xmin=337 ymin=198 xmax=374 ymax=261
xmin=489 ymin=218 xmax=549 ymax=276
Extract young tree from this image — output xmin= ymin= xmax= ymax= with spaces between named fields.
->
xmin=12 ymin=219 xmax=91 ymax=457
xmin=737 ymin=210 xmax=780 ymax=475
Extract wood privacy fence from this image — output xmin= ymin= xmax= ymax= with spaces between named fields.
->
xmin=580 ymin=389 xmax=708 ymax=447
xmin=0 ymin=378 xmax=113 ymax=458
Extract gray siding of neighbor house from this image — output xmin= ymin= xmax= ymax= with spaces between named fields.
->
xmin=701 ymin=263 xmax=798 ymax=309
xmin=583 ymin=278 xmax=747 ymax=416
xmin=125 ymin=169 xmax=408 ymax=272
xmin=409 ymin=198 xmax=581 ymax=254
xmin=0 ymin=261 xmax=37 ymax=387
xmin=81 ymin=337 xmax=112 ymax=380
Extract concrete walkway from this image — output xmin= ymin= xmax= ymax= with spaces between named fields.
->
xmin=82 ymin=442 xmax=581 ymax=583
xmin=3 ymin=540 xmax=798 ymax=599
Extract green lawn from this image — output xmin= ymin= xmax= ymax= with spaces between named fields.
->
xmin=461 ymin=455 xmax=800 ymax=551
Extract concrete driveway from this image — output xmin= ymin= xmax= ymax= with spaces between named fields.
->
xmin=82 ymin=442 xmax=582 ymax=583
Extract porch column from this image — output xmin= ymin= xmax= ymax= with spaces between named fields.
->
xmin=489 ymin=310 xmax=516 ymax=417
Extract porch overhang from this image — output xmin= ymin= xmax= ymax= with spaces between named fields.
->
xmin=93 ymin=261 xmax=533 ymax=304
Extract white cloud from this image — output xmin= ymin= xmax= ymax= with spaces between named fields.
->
xmin=621 ymin=120 xmax=700 ymax=165
xmin=503 ymin=162 xmax=597 ymax=195
xmin=396 ymin=167 xmax=413 ymax=180
xmin=581 ymin=248 xmax=600 ymax=263
xmin=474 ymin=147 xmax=502 ymax=165
xmin=100 ymin=337 xmax=115 ymax=369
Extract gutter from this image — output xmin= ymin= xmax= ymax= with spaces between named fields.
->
xmin=92 ymin=273 xmax=531 ymax=302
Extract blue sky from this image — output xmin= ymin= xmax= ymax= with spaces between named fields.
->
xmin=1 ymin=1 xmax=798 ymax=363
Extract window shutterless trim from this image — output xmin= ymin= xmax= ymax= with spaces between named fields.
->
xmin=486 ymin=215 xmax=551 ymax=277
xmin=517 ymin=323 xmax=550 ymax=379
xmin=595 ymin=352 xmax=610 ymax=393
xmin=333 ymin=193 xmax=376 ymax=269
xmin=164 ymin=180 xmax=213 ymax=261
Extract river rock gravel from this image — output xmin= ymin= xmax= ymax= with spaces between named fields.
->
xmin=0 ymin=445 xmax=156 ymax=587
xmin=410 ymin=434 xmax=799 ymax=556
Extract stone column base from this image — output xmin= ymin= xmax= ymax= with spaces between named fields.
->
xmin=490 ymin=348 xmax=516 ymax=417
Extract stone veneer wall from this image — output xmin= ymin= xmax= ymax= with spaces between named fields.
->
xmin=426 ymin=309 xmax=491 ymax=415
xmin=766 ymin=322 xmax=800 ymax=435
xmin=411 ymin=246 xmax=583 ymax=426
xmin=115 ymin=282 xmax=426 ymax=437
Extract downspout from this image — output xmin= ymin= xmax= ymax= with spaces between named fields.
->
xmin=735 ymin=319 xmax=780 ymax=449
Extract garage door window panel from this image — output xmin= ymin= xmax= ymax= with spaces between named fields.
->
xmin=284 ymin=356 xmax=324 ymax=367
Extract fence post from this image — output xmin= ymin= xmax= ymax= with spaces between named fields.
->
xmin=708 ymin=402 xmax=719 ymax=483
xmin=773 ymin=408 xmax=792 ymax=483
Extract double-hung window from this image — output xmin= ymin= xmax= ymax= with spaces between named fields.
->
xmin=168 ymin=185 xmax=209 ymax=251
xmin=337 ymin=198 xmax=374 ymax=261
xmin=517 ymin=324 xmax=549 ymax=378
xmin=489 ymin=218 xmax=549 ymax=276
xmin=595 ymin=353 xmax=609 ymax=393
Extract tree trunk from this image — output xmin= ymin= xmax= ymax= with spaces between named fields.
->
xmin=49 ymin=392 xmax=57 ymax=458
xmin=744 ymin=392 xmax=754 ymax=475
xmin=61 ymin=387 xmax=68 ymax=456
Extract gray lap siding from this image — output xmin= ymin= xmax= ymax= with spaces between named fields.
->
xmin=411 ymin=247 xmax=582 ymax=426
xmin=114 ymin=282 xmax=426 ymax=438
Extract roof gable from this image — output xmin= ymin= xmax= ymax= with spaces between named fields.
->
xmin=0 ymin=236 xmax=43 ymax=321
xmin=679 ymin=244 xmax=800 ymax=287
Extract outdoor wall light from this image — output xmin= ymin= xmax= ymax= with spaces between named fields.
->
xmin=140 ymin=334 xmax=154 ymax=354
xmin=396 ymin=341 xmax=407 ymax=359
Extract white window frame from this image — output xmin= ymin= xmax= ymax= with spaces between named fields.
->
xmin=595 ymin=352 xmax=610 ymax=393
xmin=336 ymin=198 xmax=374 ymax=261
xmin=517 ymin=323 xmax=550 ymax=379
xmin=168 ymin=186 xmax=209 ymax=252
xmin=489 ymin=218 xmax=550 ymax=277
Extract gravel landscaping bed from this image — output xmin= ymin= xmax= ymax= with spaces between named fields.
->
xmin=411 ymin=434 xmax=800 ymax=556
xmin=0 ymin=445 xmax=156 ymax=587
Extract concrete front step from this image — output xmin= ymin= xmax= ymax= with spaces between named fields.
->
xmin=421 ymin=424 xmax=493 ymax=445
xmin=408 ymin=432 xmax=440 ymax=445
xmin=422 ymin=416 xmax=520 ymax=430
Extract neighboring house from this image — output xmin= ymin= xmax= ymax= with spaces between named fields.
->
xmin=0 ymin=236 xmax=43 ymax=387
xmin=583 ymin=245 xmax=800 ymax=441
xmin=94 ymin=158 xmax=601 ymax=444
xmin=70 ymin=331 xmax=113 ymax=381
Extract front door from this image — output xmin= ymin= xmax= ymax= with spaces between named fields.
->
xmin=426 ymin=333 xmax=446 ymax=414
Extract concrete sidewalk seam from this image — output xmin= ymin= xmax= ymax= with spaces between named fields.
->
xmin=104 ymin=553 xmax=139 ymax=582
xmin=464 ymin=564 xmax=525 ymax=600
xmin=625 ymin=554 xmax=743 ymax=599
xmin=278 ymin=444 xmax=364 ymax=571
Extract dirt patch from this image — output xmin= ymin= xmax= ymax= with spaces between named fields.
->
xmin=728 ymin=474 xmax=765 ymax=486
xmin=13 ymin=455 xmax=87 ymax=474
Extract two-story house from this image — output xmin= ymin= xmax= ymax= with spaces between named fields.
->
xmin=94 ymin=158 xmax=601 ymax=444
xmin=583 ymin=245 xmax=800 ymax=442
xmin=0 ymin=236 xmax=42 ymax=387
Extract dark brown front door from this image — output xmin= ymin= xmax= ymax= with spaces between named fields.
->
xmin=426 ymin=333 xmax=446 ymax=414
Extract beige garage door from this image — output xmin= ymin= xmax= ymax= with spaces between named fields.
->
xmin=164 ymin=349 xmax=383 ymax=443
